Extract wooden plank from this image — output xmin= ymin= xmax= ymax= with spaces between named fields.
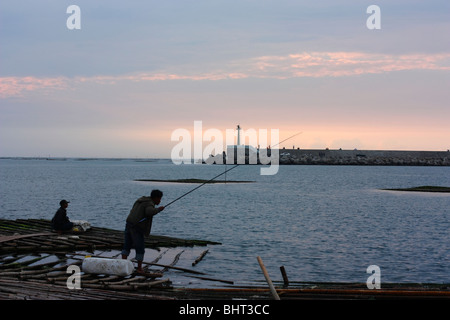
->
xmin=192 ymin=249 xmax=209 ymax=266
xmin=0 ymin=233 xmax=53 ymax=243
xmin=257 ymin=256 xmax=280 ymax=300
xmin=143 ymin=262 xmax=206 ymax=275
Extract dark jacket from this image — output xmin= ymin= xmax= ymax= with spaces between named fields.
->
xmin=126 ymin=196 xmax=159 ymax=236
xmin=52 ymin=207 xmax=72 ymax=230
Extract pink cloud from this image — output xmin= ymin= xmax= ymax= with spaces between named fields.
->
xmin=74 ymin=72 xmax=249 ymax=84
xmin=0 ymin=76 xmax=68 ymax=98
xmin=1 ymin=52 xmax=449 ymax=98
xmin=250 ymin=52 xmax=450 ymax=78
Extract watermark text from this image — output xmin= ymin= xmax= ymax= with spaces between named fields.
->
xmin=171 ymin=121 xmax=279 ymax=175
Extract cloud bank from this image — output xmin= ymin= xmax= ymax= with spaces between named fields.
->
xmin=2 ymin=51 xmax=449 ymax=98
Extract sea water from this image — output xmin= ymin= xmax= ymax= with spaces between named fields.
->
xmin=0 ymin=158 xmax=449 ymax=286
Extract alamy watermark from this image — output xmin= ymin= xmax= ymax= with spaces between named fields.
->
xmin=66 ymin=5 xmax=381 ymax=31
xmin=65 ymin=263 xmax=381 ymax=290
xmin=66 ymin=5 xmax=81 ymax=30
xmin=66 ymin=265 xmax=81 ymax=289
xmin=366 ymin=265 xmax=381 ymax=289
xmin=170 ymin=121 xmax=279 ymax=175
xmin=366 ymin=5 xmax=381 ymax=30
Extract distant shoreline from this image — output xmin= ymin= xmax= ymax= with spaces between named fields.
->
xmin=276 ymin=149 xmax=449 ymax=166
xmin=381 ymin=186 xmax=450 ymax=193
xmin=1 ymin=147 xmax=449 ymax=166
xmin=134 ymin=178 xmax=254 ymax=184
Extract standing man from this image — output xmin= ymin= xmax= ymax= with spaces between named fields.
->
xmin=122 ymin=189 xmax=165 ymax=273
xmin=51 ymin=200 xmax=74 ymax=233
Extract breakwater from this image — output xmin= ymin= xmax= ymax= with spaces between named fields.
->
xmin=278 ymin=149 xmax=449 ymax=166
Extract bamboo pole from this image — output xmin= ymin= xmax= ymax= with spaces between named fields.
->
xmin=0 ymin=233 xmax=53 ymax=243
xmin=280 ymin=266 xmax=289 ymax=287
xmin=185 ymin=274 xmax=234 ymax=285
xmin=192 ymin=249 xmax=209 ymax=266
xmin=143 ymin=262 xmax=206 ymax=275
xmin=256 ymin=256 xmax=280 ymax=300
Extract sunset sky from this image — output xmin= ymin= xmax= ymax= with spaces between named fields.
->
xmin=1 ymin=1 xmax=449 ymax=158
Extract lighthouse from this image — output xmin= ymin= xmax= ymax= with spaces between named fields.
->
xmin=236 ymin=124 xmax=241 ymax=145
xmin=225 ymin=124 xmax=258 ymax=164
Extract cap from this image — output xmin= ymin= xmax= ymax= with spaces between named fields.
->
xmin=60 ymin=200 xmax=70 ymax=206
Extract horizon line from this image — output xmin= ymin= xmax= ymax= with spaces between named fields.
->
xmin=1 ymin=147 xmax=449 ymax=160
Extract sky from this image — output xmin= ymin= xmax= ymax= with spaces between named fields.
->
xmin=1 ymin=0 xmax=449 ymax=158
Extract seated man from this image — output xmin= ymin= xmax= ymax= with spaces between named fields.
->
xmin=51 ymin=200 xmax=74 ymax=233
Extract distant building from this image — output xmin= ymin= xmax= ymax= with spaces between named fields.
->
xmin=206 ymin=124 xmax=272 ymax=164
xmin=226 ymin=144 xmax=259 ymax=164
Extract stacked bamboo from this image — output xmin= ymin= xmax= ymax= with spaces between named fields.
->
xmin=0 ymin=249 xmax=174 ymax=299
xmin=1 ymin=219 xmax=449 ymax=300
xmin=0 ymin=278 xmax=173 ymax=300
xmin=0 ymin=219 xmax=220 ymax=254
xmin=0 ymin=218 xmax=220 ymax=300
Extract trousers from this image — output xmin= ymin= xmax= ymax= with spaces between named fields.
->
xmin=121 ymin=223 xmax=145 ymax=261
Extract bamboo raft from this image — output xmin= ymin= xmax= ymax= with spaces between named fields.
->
xmin=0 ymin=219 xmax=220 ymax=254
xmin=1 ymin=219 xmax=449 ymax=300
xmin=0 ymin=218 xmax=222 ymax=300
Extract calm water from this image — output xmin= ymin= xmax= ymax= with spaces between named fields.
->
xmin=1 ymin=158 xmax=449 ymax=286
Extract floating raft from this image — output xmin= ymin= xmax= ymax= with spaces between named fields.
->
xmin=1 ymin=219 xmax=449 ymax=300
xmin=0 ymin=256 xmax=172 ymax=300
xmin=0 ymin=218 xmax=221 ymax=300
xmin=0 ymin=219 xmax=220 ymax=254
xmin=166 ymin=282 xmax=450 ymax=300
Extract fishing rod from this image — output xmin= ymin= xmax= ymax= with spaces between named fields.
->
xmin=164 ymin=131 xmax=302 ymax=208
xmin=164 ymin=164 xmax=239 ymax=208
xmin=274 ymin=132 xmax=302 ymax=148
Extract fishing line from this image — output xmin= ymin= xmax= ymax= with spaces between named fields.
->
xmin=164 ymin=164 xmax=239 ymax=208
xmin=164 ymin=131 xmax=302 ymax=208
